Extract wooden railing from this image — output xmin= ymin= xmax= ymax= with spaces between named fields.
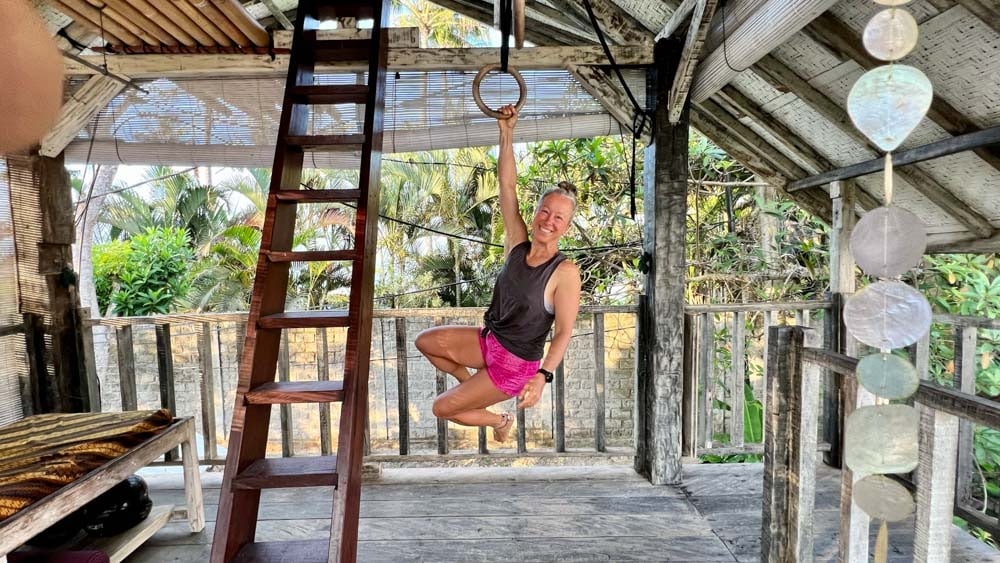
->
xmin=80 ymin=305 xmax=639 ymax=465
xmin=764 ymin=320 xmax=1000 ymax=562
xmin=680 ymin=301 xmax=833 ymax=459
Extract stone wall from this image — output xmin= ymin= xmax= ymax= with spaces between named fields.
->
xmin=90 ymin=311 xmax=637 ymax=458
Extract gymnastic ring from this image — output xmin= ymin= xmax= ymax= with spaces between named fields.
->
xmin=472 ymin=63 xmax=527 ymax=119
xmin=514 ymin=0 xmax=525 ymax=49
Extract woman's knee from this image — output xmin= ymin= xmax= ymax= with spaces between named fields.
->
xmin=432 ymin=396 xmax=454 ymax=419
xmin=414 ymin=328 xmax=436 ymax=356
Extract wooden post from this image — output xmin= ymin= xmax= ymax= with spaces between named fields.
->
xmin=761 ymin=326 xmax=820 ymax=562
xmin=912 ymin=405 xmax=960 ymax=562
xmin=698 ymin=312 xmax=714 ymax=449
xmin=155 ymin=324 xmax=178 ymax=461
xmin=79 ymin=308 xmax=101 ymax=412
xmin=593 ymin=312 xmax=606 ymax=452
xmin=517 ymin=406 xmax=527 ymax=454
xmin=824 ymin=181 xmax=856 ymax=468
xmin=278 ymin=331 xmax=293 ymax=458
xmin=954 ymin=324 xmax=977 ymax=507
xmin=838 ymin=339 xmax=874 ymax=563
xmin=22 ymin=313 xmax=49 ymax=416
xmin=434 ymin=318 xmax=448 ymax=455
xmin=394 ymin=318 xmax=410 ymax=455
xmin=554 ymin=361 xmax=566 ymax=453
xmin=731 ymin=312 xmax=746 ymax=447
xmin=198 ymin=322 xmax=219 ymax=461
xmin=116 ymin=326 xmax=138 ymax=412
xmin=316 ymin=328 xmax=332 ymax=456
xmin=681 ymin=313 xmax=697 ymax=457
xmin=639 ymin=35 xmax=688 ymax=484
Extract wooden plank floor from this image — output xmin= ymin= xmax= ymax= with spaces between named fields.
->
xmin=128 ymin=462 xmax=999 ymax=562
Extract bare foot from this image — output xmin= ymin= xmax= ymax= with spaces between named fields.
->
xmin=492 ymin=412 xmax=514 ymax=442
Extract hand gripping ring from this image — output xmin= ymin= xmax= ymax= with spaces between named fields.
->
xmin=514 ymin=0 xmax=525 ymax=49
xmin=472 ymin=64 xmax=527 ymax=119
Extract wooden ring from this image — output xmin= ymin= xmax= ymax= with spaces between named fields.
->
xmin=514 ymin=0 xmax=525 ymax=49
xmin=472 ymin=64 xmax=527 ymax=119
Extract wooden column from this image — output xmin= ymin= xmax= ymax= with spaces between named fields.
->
xmin=638 ymin=36 xmax=687 ymax=485
xmin=824 ymin=181 xmax=856 ymax=467
xmin=761 ymin=326 xmax=820 ymax=562
xmin=13 ymin=153 xmax=94 ymax=413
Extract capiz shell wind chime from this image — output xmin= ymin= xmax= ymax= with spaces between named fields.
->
xmin=842 ymin=1 xmax=935 ymax=561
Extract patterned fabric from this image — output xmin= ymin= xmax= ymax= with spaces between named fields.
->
xmin=0 ymin=410 xmax=172 ymax=522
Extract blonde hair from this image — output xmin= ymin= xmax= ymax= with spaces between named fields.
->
xmin=537 ymin=181 xmax=578 ymax=215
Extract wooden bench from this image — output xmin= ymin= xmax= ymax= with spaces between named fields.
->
xmin=0 ymin=415 xmax=204 ymax=563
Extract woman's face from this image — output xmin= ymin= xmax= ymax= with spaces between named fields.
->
xmin=531 ymin=193 xmax=574 ymax=244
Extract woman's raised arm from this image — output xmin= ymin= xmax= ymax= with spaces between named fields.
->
xmin=497 ymin=105 xmax=529 ymax=255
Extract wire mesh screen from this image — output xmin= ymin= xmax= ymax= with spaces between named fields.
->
xmin=0 ymin=159 xmax=27 ymax=423
xmin=63 ymin=69 xmax=646 ymax=167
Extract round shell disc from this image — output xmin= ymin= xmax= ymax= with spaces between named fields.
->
xmin=851 ymin=206 xmax=927 ymax=278
xmin=844 ymin=281 xmax=932 ymax=349
xmin=856 ymin=353 xmax=920 ymax=400
xmin=863 ymin=9 xmax=919 ymax=61
xmin=854 ymin=475 xmax=915 ymax=522
xmin=845 ymin=404 xmax=919 ymax=475
xmin=874 ymin=0 xmax=913 ymax=5
xmin=848 ymin=65 xmax=933 ymax=152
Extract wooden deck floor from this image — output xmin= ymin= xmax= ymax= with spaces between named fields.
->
xmin=129 ymin=462 xmax=999 ymax=562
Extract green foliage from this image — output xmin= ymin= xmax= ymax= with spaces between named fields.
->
xmin=95 ymin=228 xmax=194 ymax=316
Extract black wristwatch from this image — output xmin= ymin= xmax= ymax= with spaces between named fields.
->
xmin=537 ymin=368 xmax=554 ymax=383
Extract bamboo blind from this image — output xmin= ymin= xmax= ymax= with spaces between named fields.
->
xmin=0 ymin=160 xmax=27 ymax=424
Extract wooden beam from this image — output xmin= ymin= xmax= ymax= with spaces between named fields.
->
xmin=655 ymin=0 xmax=698 ymax=41
xmin=804 ymin=12 xmax=1000 ymax=173
xmin=789 ymin=125 xmax=1000 ymax=191
xmin=927 ymin=230 xmax=1000 ymax=254
xmin=578 ymin=0 xmax=654 ymax=45
xmin=689 ymin=0 xmax=839 ymax=102
xmin=63 ymin=45 xmax=652 ymax=78
xmin=566 ymin=64 xmax=649 ymax=141
xmin=753 ymin=55 xmax=995 ymax=239
xmin=957 ymin=0 xmax=1000 ymax=35
xmin=271 ymin=28 xmax=422 ymax=49
xmin=715 ymin=84 xmax=880 ymax=211
xmin=667 ymin=0 xmax=719 ymax=124
xmin=690 ymin=105 xmax=833 ymax=223
xmin=259 ymin=0 xmax=294 ymax=30
xmin=40 ymin=76 xmax=125 ymax=158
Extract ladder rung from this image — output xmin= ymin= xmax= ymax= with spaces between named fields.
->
xmin=274 ymin=189 xmax=362 ymax=203
xmin=245 ymin=381 xmax=345 ymax=405
xmin=264 ymin=250 xmax=356 ymax=263
xmin=313 ymin=40 xmax=371 ymax=62
xmin=288 ymin=85 xmax=368 ymax=105
xmin=285 ymin=134 xmax=365 ymax=151
xmin=232 ymin=456 xmax=339 ymax=490
xmin=258 ymin=310 xmax=351 ymax=329
xmin=234 ymin=539 xmax=329 ymax=563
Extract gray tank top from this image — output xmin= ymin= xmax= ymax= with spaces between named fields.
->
xmin=483 ymin=241 xmax=566 ymax=360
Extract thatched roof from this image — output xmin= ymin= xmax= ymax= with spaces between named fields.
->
xmin=35 ymin=0 xmax=1000 ymax=253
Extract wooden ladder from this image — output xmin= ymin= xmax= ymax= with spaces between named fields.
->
xmin=210 ymin=1 xmax=388 ymax=561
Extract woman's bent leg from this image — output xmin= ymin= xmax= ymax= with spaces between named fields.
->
xmin=432 ymin=370 xmax=511 ymax=428
xmin=415 ymin=326 xmax=484 ymax=383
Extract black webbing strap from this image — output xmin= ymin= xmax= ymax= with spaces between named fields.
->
xmin=499 ymin=0 xmax=512 ymax=72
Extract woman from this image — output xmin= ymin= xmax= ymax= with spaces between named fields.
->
xmin=415 ymin=104 xmax=582 ymax=442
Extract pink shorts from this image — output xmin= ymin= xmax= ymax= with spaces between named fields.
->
xmin=478 ymin=328 xmax=541 ymax=396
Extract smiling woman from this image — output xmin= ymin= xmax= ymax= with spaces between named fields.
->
xmin=0 ymin=1 xmax=63 ymax=154
xmin=415 ymin=105 xmax=582 ymax=443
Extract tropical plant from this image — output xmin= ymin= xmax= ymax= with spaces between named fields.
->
xmin=94 ymin=228 xmax=194 ymax=316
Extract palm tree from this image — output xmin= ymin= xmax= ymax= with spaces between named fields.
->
xmin=393 ymin=0 xmax=490 ymax=47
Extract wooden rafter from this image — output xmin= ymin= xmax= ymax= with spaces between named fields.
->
xmin=715 ymin=85 xmax=880 ymax=212
xmin=804 ymin=12 xmax=1000 ymax=174
xmin=427 ymin=0 xmax=588 ymax=45
xmin=753 ymin=55 xmax=995 ymax=239
xmin=928 ymin=230 xmax=1000 ymax=254
xmin=655 ymin=0 xmax=698 ymax=41
xmin=577 ymin=0 xmax=653 ymax=45
xmin=259 ymin=0 xmax=294 ymax=30
xmin=566 ymin=64 xmax=649 ymax=142
xmin=691 ymin=103 xmax=834 ymax=222
xmin=667 ymin=0 xmax=718 ymax=123
xmin=40 ymin=76 xmax=126 ymax=158
xmin=63 ymin=45 xmax=653 ymax=78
